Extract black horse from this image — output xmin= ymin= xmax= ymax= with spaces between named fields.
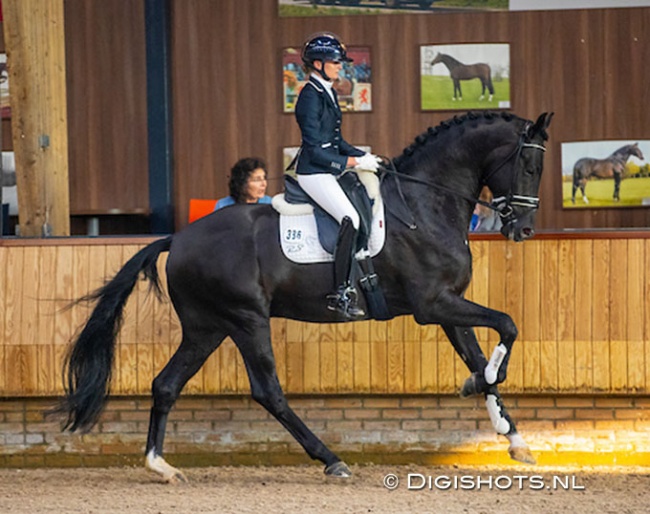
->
xmin=56 ymin=111 xmax=553 ymax=482
xmin=571 ymin=143 xmax=644 ymax=204
xmin=431 ymin=52 xmax=495 ymax=102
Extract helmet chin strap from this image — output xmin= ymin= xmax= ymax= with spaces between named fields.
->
xmin=314 ymin=61 xmax=334 ymax=82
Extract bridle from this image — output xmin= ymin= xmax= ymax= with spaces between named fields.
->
xmin=379 ymin=127 xmax=547 ymax=228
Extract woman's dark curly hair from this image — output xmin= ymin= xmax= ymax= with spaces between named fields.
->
xmin=228 ymin=157 xmax=267 ymax=203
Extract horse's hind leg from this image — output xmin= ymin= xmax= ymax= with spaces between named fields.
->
xmin=145 ymin=328 xmax=226 ymax=483
xmin=442 ymin=324 xmax=535 ymax=464
xmin=613 ymin=173 xmax=622 ymax=201
xmin=233 ymin=320 xmax=350 ymax=477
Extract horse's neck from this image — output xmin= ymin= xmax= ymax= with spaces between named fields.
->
xmin=443 ymin=55 xmax=461 ymax=68
xmin=613 ymin=146 xmax=634 ymax=160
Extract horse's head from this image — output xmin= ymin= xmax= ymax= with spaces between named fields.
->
xmin=431 ymin=53 xmax=442 ymax=66
xmin=485 ymin=112 xmax=554 ymax=242
xmin=631 ymin=143 xmax=644 ymax=161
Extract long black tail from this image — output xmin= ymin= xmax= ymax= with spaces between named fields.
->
xmin=54 ymin=236 xmax=173 ymax=432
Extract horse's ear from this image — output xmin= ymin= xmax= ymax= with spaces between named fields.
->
xmin=529 ymin=112 xmax=554 ymax=139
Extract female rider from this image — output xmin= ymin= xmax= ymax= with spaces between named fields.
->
xmin=295 ymin=32 xmax=381 ymax=319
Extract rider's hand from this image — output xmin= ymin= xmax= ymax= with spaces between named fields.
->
xmin=355 ymin=153 xmax=381 ymax=173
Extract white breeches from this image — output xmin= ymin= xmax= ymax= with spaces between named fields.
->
xmin=297 ymin=173 xmax=360 ymax=229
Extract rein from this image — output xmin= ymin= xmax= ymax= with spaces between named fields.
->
xmin=378 ymin=132 xmax=546 ymax=228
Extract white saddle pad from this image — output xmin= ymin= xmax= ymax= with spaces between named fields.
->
xmin=275 ymin=195 xmax=386 ymax=264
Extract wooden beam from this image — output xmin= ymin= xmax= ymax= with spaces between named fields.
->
xmin=3 ymin=0 xmax=70 ymax=236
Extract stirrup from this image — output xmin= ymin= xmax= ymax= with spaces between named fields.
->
xmin=327 ymin=285 xmax=365 ymax=319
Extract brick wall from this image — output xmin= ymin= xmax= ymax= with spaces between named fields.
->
xmin=1 ymin=395 xmax=649 ymax=468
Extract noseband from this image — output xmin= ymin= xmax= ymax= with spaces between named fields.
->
xmin=485 ymin=134 xmax=547 ymax=220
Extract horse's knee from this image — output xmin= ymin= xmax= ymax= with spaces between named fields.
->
xmin=152 ymin=376 xmax=179 ymax=412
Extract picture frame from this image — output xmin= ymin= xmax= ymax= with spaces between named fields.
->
xmin=282 ymin=46 xmax=372 ymax=113
xmin=561 ymin=140 xmax=649 ymax=208
xmin=420 ymin=43 xmax=511 ymax=111
xmin=0 ymin=53 xmax=10 ymax=119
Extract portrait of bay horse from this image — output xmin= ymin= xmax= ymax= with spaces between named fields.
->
xmin=55 ymin=111 xmax=553 ymax=483
xmin=571 ymin=142 xmax=644 ymax=204
xmin=431 ymin=52 xmax=495 ymax=102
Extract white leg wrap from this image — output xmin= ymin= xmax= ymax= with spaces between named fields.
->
xmin=146 ymin=449 xmax=184 ymax=482
xmin=506 ymin=432 xmax=526 ymax=448
xmin=486 ymin=394 xmax=511 ymax=435
xmin=484 ymin=343 xmax=507 ymax=385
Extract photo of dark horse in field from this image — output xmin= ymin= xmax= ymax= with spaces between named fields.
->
xmin=571 ymin=143 xmax=644 ymax=204
xmin=55 ymin=111 xmax=552 ymax=483
xmin=431 ymin=52 xmax=494 ymax=102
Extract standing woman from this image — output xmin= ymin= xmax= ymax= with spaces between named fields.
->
xmin=295 ymin=32 xmax=381 ymax=319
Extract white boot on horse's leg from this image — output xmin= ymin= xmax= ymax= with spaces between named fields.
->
xmin=146 ymin=450 xmax=188 ymax=484
xmin=485 ymin=394 xmax=536 ymax=465
xmin=506 ymin=432 xmax=536 ymax=465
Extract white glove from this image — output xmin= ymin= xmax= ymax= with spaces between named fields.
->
xmin=355 ymin=153 xmax=381 ymax=173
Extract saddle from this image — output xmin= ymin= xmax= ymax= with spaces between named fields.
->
xmin=282 ymin=172 xmax=374 ymax=254
xmin=273 ymin=171 xmax=390 ymax=320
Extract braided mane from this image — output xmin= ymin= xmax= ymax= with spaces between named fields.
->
xmin=393 ymin=111 xmax=519 ymax=169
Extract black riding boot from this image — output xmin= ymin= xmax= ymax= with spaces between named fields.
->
xmin=327 ymin=216 xmax=365 ymax=319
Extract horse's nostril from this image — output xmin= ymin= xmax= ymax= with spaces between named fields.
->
xmin=522 ymin=227 xmax=533 ymax=238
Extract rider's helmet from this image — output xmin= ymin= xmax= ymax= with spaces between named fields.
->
xmin=301 ymin=32 xmax=353 ymax=73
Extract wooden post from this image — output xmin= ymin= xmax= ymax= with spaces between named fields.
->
xmin=3 ymin=0 xmax=70 ymax=236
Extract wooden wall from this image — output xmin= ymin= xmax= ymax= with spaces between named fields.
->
xmin=64 ymin=0 xmax=149 ymax=215
xmin=59 ymin=1 xmax=650 ymax=232
xmin=1 ymin=233 xmax=649 ymax=397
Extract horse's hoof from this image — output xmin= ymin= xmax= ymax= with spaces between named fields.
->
xmin=508 ymin=445 xmax=536 ymax=465
xmin=325 ymin=461 xmax=352 ymax=478
xmin=167 ymin=470 xmax=189 ymax=484
xmin=145 ymin=451 xmax=189 ymax=484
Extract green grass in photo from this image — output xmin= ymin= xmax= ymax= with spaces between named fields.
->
xmin=562 ymin=177 xmax=650 ymax=208
xmin=278 ymin=1 xmax=509 ymax=18
xmin=421 ymin=75 xmax=510 ymax=111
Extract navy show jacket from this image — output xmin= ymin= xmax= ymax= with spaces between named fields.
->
xmin=295 ymin=76 xmax=364 ymax=176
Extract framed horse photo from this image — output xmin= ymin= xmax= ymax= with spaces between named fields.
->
xmin=282 ymin=46 xmax=372 ymax=113
xmin=420 ymin=43 xmax=511 ymax=111
xmin=562 ymin=140 xmax=649 ymax=208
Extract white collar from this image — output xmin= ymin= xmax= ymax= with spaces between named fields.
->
xmin=310 ymin=72 xmax=337 ymax=107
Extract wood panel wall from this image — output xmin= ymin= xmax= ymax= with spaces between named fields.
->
xmin=59 ymin=1 xmax=650 ymax=231
xmin=1 ymin=234 xmax=649 ymax=397
xmin=64 ymin=0 xmax=149 ymax=215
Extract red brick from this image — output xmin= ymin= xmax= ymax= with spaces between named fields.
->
xmin=594 ymin=420 xmax=636 ymax=430
xmin=305 ymin=409 xmax=343 ymax=420
xmin=344 ymin=408 xmax=380 ymax=419
xmin=595 ymin=398 xmax=634 ymax=408
xmin=382 ymin=409 xmax=420 ymax=419
xmin=420 ymin=408 xmax=459 ymax=419
xmin=439 ymin=420 xmax=477 ymax=430
xmin=555 ymin=397 xmax=595 ymax=408
xmin=516 ymin=397 xmax=555 ymax=407
xmin=555 ymin=420 xmax=594 ymax=431
xmin=362 ymin=398 xmax=400 ymax=408
xmin=536 ymin=408 xmax=575 ymax=419
xmin=575 ymin=409 xmax=615 ymax=420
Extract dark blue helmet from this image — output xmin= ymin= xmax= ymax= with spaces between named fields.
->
xmin=301 ymin=32 xmax=352 ymax=67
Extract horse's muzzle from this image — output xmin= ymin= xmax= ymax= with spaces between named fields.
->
xmin=501 ymin=221 xmax=535 ymax=242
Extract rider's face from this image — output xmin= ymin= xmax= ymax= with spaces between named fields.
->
xmin=314 ymin=60 xmax=342 ymax=81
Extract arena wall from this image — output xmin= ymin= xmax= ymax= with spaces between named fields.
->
xmin=1 ymin=236 xmax=650 ymax=467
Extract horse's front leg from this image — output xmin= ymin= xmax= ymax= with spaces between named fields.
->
xmin=441 ymin=324 xmax=535 ymax=464
xmin=422 ymin=292 xmax=518 ymax=386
